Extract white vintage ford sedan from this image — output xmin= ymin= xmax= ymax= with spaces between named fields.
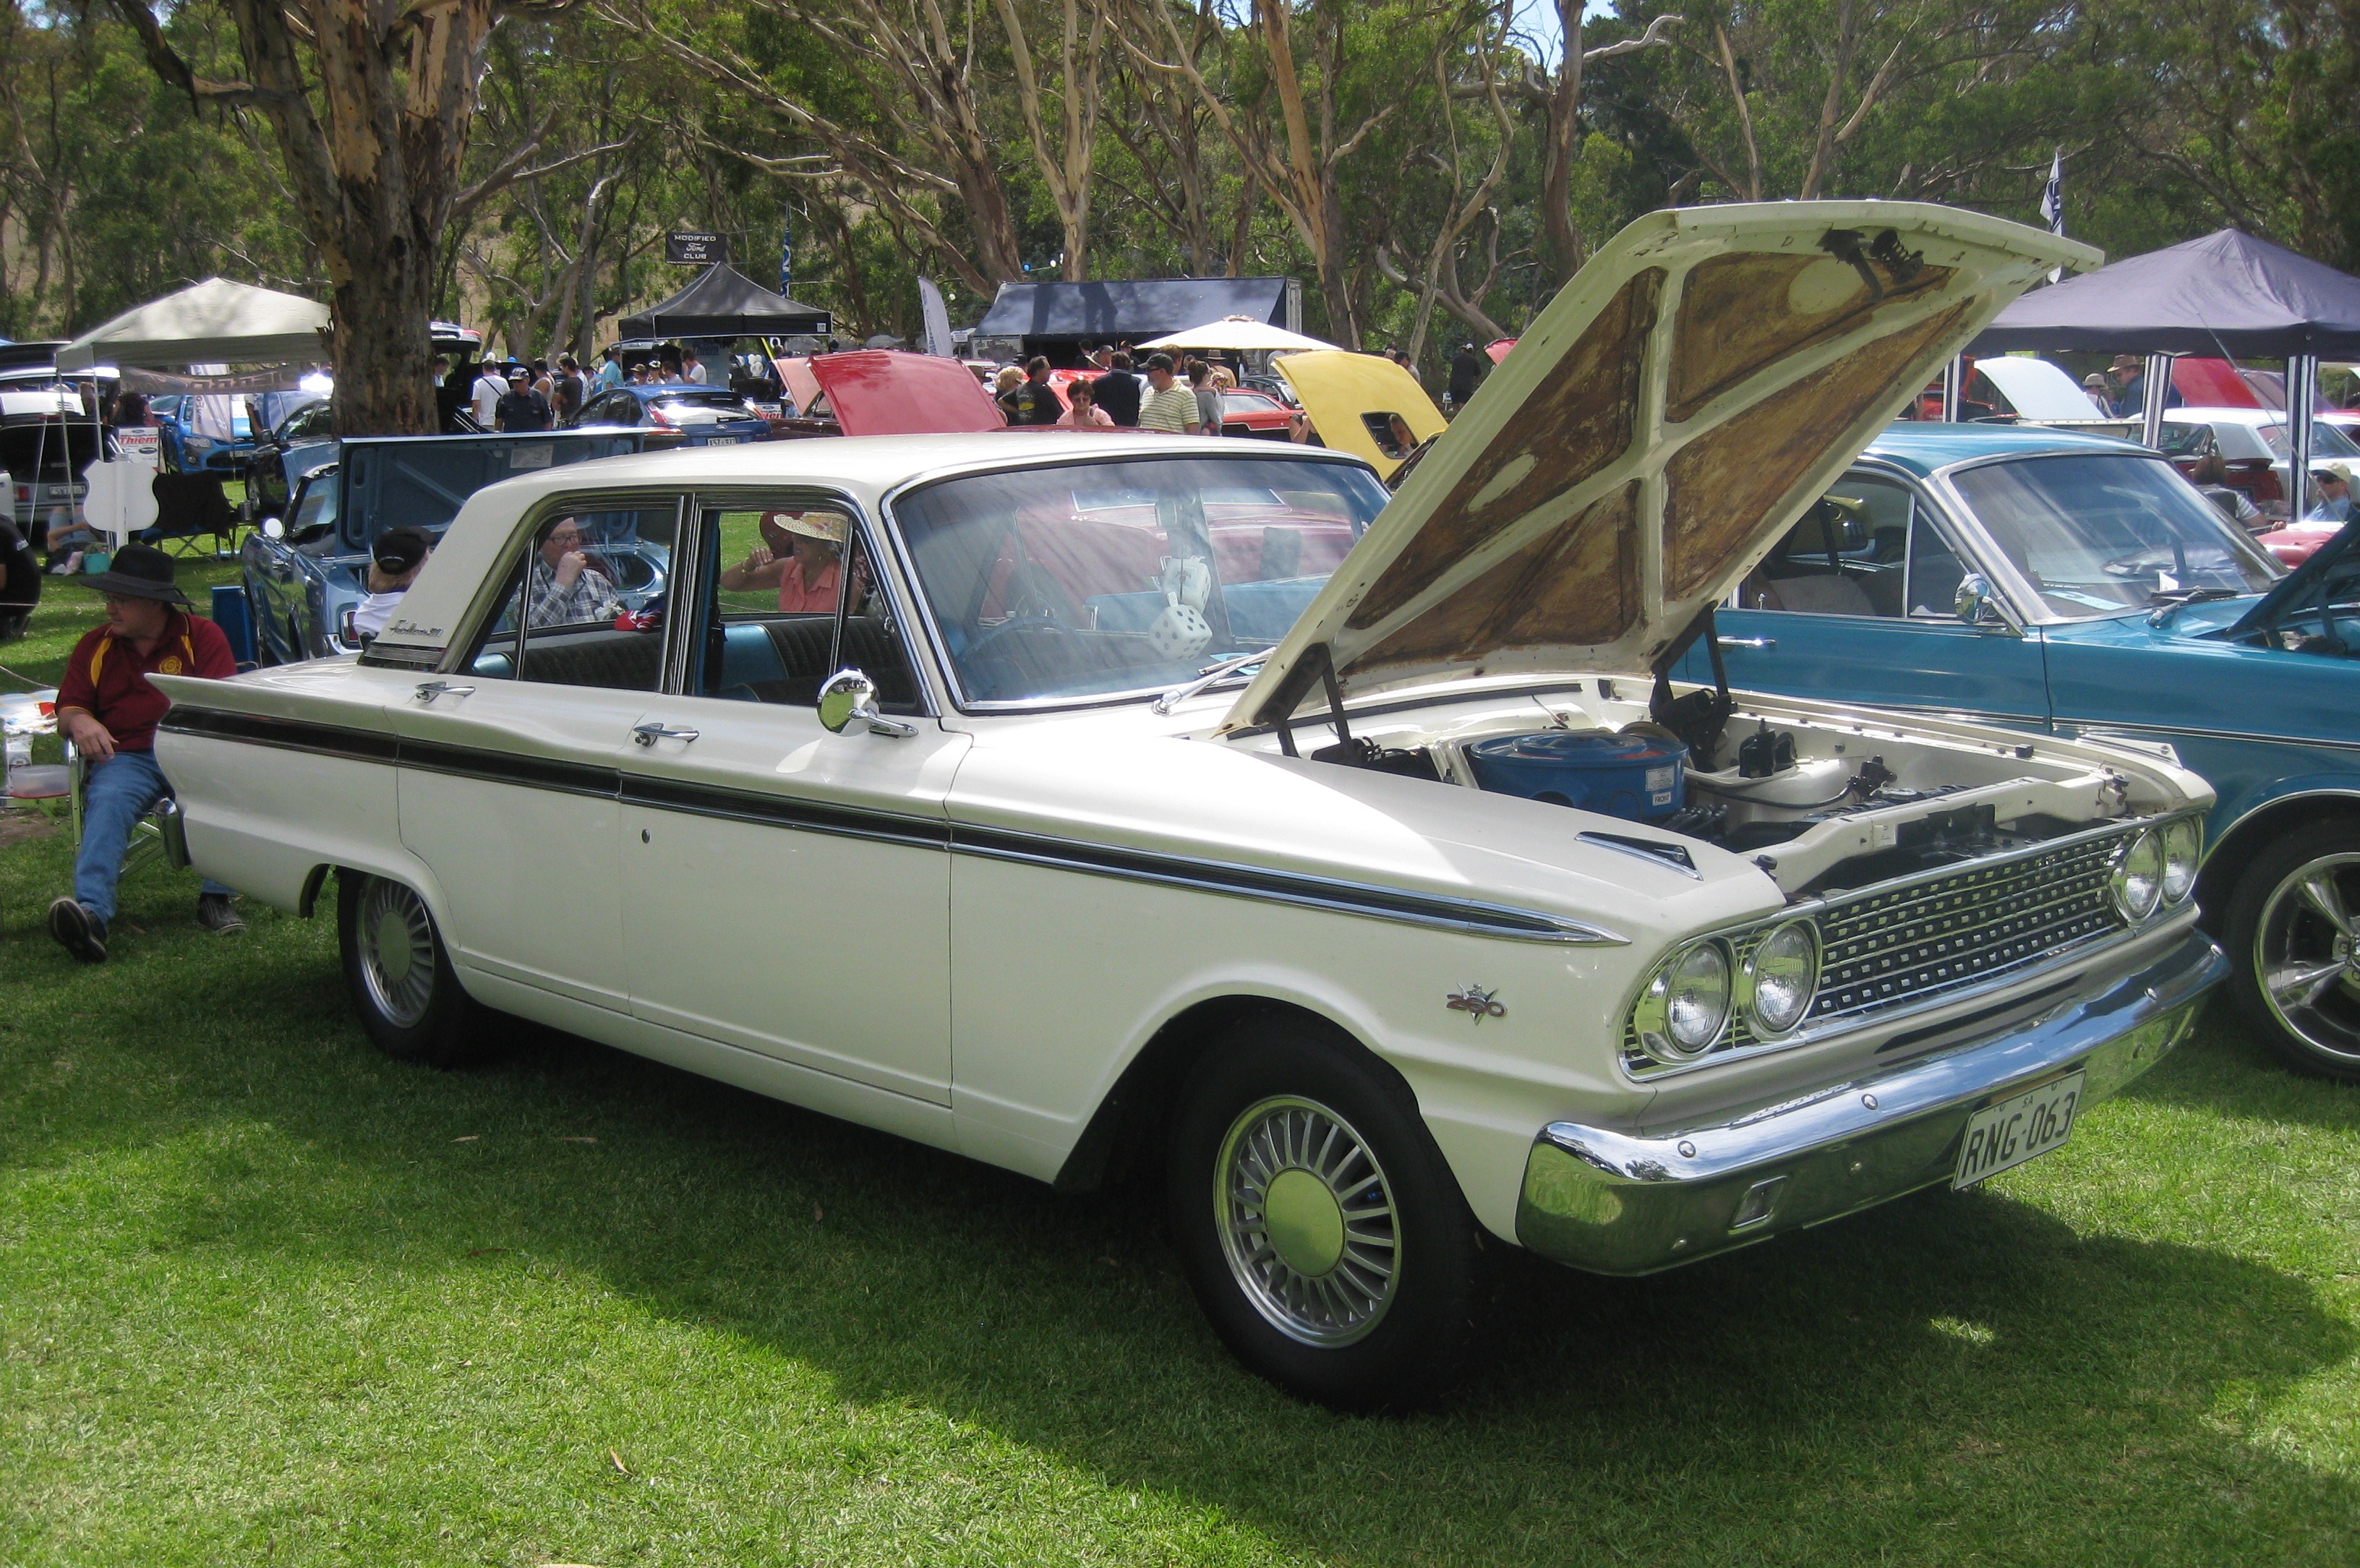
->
xmin=157 ymin=203 xmax=2226 ymax=1408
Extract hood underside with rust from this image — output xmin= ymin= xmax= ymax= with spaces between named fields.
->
xmin=1220 ymin=202 xmax=2098 ymax=734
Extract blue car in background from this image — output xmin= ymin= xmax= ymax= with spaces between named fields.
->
xmin=1680 ymin=421 xmax=2360 ymax=1081
xmin=244 ymin=429 xmax=655 ymax=664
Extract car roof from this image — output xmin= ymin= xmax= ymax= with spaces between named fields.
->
xmin=1862 ymin=420 xmax=2151 ymax=476
xmin=615 ymin=382 xmax=743 ymax=399
xmin=367 ymin=432 xmax=1366 ymax=665
xmin=2164 ymin=406 xmax=2282 ymax=424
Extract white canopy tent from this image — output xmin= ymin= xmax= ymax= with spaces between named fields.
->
xmin=1138 ymin=317 xmax=1339 ymax=354
xmin=55 ymin=276 xmax=328 ymax=372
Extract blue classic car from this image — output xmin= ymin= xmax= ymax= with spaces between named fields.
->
xmin=245 ymin=430 xmax=654 ymax=663
xmin=1680 ymin=421 xmax=2360 ymax=1081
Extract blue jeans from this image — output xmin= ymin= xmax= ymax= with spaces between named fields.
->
xmin=74 ymin=748 xmax=231 ymax=923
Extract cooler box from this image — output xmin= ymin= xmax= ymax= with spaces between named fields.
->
xmin=1465 ymin=731 xmax=1688 ymax=821
xmin=211 ymin=583 xmax=257 ymax=665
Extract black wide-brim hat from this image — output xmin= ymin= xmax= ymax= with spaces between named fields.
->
xmin=78 ymin=541 xmax=192 ymax=607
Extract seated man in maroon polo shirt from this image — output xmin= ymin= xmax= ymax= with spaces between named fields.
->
xmin=47 ymin=543 xmax=243 ymax=963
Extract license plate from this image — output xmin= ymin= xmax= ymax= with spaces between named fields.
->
xmin=704 ymin=434 xmax=741 ymax=445
xmin=1952 ymin=1069 xmax=2084 ymax=1188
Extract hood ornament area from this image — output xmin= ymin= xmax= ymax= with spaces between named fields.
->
xmin=1447 ymin=984 xmax=1508 ymax=1024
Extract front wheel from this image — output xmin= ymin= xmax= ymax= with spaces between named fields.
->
xmin=336 ymin=872 xmax=484 ymax=1068
xmin=1168 ymin=1018 xmax=1483 ymax=1410
xmin=2224 ymin=822 xmax=2360 ymax=1081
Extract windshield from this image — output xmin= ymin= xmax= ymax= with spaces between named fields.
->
xmin=2257 ymin=421 xmax=2360 ymax=460
xmin=1950 ymin=453 xmax=2280 ymax=616
xmin=894 ymin=455 xmax=1389 ymax=703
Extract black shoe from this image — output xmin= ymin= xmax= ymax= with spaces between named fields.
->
xmin=196 ymin=893 xmax=247 ymax=935
xmin=47 ymin=897 xmax=108 ymax=963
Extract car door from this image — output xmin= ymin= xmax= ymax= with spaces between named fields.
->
xmin=1698 ymin=468 xmax=2053 ymax=727
xmin=617 ymin=494 xmax=964 ymax=1103
xmin=389 ymin=500 xmax=682 ymax=1010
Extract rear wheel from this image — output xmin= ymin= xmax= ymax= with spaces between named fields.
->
xmin=337 ymin=872 xmax=484 ymax=1068
xmin=1168 ymin=1017 xmax=1483 ymax=1410
xmin=2225 ymin=822 xmax=2360 ymax=1081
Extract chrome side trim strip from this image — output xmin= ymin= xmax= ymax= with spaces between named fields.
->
xmin=2058 ymin=715 xmax=2360 ymax=756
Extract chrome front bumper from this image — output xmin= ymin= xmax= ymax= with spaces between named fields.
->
xmin=1515 ymin=930 xmax=2227 ymax=1275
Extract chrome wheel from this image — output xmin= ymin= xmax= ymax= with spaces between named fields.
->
xmin=1214 ymin=1095 xmax=1399 ymax=1346
xmin=2253 ymin=852 xmax=2360 ymax=1069
xmin=356 ymin=879 xmax=437 ymax=1029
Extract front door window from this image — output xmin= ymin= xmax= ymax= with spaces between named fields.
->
xmin=695 ymin=502 xmax=920 ymax=710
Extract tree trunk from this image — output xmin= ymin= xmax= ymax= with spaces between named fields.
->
xmin=111 ymin=0 xmax=539 ymax=434
xmin=1538 ymin=0 xmax=1585 ymax=287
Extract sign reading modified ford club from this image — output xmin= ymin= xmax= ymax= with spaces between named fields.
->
xmin=154 ymin=203 xmax=2223 ymax=1409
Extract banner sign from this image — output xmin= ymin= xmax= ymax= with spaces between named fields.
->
xmin=666 ymin=231 xmax=727 ymax=265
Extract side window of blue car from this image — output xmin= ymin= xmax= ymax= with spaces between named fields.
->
xmin=1740 ymin=474 xmax=1912 ymax=617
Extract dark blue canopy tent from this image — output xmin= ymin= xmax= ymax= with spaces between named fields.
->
xmin=1965 ymin=229 xmax=2360 ymax=501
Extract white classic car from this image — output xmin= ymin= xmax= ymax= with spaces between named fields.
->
xmin=155 ymin=203 xmax=2227 ymax=1409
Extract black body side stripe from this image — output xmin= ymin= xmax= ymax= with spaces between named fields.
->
xmin=950 ymin=826 xmax=1621 ymax=944
xmin=619 ymin=774 xmax=951 ymax=849
xmin=161 ymin=709 xmax=1624 ymax=945
xmin=161 ymin=707 xmax=401 ymax=763
xmin=398 ymin=739 xmax=619 ymax=799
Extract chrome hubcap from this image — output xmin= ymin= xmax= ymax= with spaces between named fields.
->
xmin=2254 ymin=852 xmax=2360 ymax=1066
xmin=1215 ymin=1096 xmax=1398 ymax=1346
xmin=357 ymin=879 xmax=437 ymax=1029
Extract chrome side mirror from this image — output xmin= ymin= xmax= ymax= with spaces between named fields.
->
xmin=1954 ymin=573 xmax=2017 ymax=632
xmin=817 ymin=668 xmax=915 ymax=737
xmin=260 ymin=516 xmax=285 ymax=540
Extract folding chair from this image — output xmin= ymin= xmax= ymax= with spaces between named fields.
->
xmin=65 ymin=745 xmax=174 ymax=883
xmin=144 ymin=472 xmax=239 ymax=560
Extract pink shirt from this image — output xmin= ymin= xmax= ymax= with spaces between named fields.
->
xmin=777 ymin=558 xmax=842 ymax=614
xmin=1056 ymin=404 xmax=1115 ymax=428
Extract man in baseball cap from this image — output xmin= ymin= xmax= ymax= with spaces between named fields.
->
xmin=47 ymin=543 xmax=244 ymax=961
xmin=350 ymin=526 xmax=434 ymax=642
xmin=2310 ymin=461 xmax=2353 ymax=523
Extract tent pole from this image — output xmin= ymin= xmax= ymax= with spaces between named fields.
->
xmin=1941 ymin=356 xmax=1962 ymax=422
xmin=2142 ymin=354 xmax=2169 ymax=449
xmin=2288 ymin=354 xmax=2317 ymax=520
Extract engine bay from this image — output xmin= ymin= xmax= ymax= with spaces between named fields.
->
xmin=1270 ymin=680 xmax=2155 ymax=898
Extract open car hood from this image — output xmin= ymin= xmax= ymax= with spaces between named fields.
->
xmin=1220 ymin=202 xmax=2095 ymax=735
xmin=1273 ymin=351 xmax=1448 ymax=482
xmin=2224 ymin=513 xmax=2360 ymax=642
xmin=808 ymin=349 xmax=1004 ymax=436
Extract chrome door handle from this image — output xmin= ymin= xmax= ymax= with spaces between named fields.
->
xmin=1715 ymin=636 xmax=1776 ymax=651
xmin=414 ymin=681 xmax=476 ymax=703
xmin=630 ymin=722 xmax=701 ymax=747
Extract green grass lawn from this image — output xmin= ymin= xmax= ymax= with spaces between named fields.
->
xmin=3 ymin=577 xmax=2357 ymax=1564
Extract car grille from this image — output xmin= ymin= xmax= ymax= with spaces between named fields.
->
xmin=1625 ymin=821 xmax=2142 ymax=1076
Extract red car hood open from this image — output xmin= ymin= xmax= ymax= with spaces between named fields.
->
xmin=808 ymin=350 xmax=1005 ymax=436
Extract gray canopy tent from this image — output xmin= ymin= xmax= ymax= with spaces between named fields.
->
xmin=1961 ymin=229 xmax=2360 ymax=504
xmin=48 ymin=278 xmax=329 ymax=547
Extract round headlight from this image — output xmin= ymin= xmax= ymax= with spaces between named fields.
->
xmin=1744 ymin=919 xmax=1821 ymax=1036
xmin=2161 ymin=818 xmax=2201 ymax=905
xmin=2111 ymin=828 xmax=2165 ymax=921
xmin=1635 ymin=941 xmax=1732 ymax=1063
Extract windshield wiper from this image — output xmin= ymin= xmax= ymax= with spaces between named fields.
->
xmin=2147 ymin=586 xmax=2243 ymax=627
xmin=1153 ymin=647 xmax=1277 ymax=716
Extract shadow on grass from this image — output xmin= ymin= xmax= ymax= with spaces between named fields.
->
xmin=2119 ymin=1011 xmax=2360 ymax=1132
xmin=5 ymin=852 xmax=2356 ymax=1563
